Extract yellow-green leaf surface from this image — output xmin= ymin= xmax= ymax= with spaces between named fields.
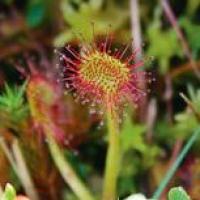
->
xmin=168 ymin=187 xmax=190 ymax=200
xmin=2 ymin=184 xmax=16 ymax=200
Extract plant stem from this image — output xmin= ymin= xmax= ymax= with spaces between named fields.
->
xmin=12 ymin=140 xmax=39 ymax=200
xmin=46 ymin=129 xmax=95 ymax=200
xmin=152 ymin=127 xmax=200 ymax=199
xmin=0 ymin=138 xmax=39 ymax=200
xmin=103 ymin=107 xmax=120 ymax=200
xmin=130 ymin=0 xmax=147 ymax=122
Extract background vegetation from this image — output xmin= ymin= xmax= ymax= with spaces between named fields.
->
xmin=0 ymin=0 xmax=200 ymax=199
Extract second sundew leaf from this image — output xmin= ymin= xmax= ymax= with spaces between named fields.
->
xmin=168 ymin=187 xmax=191 ymax=200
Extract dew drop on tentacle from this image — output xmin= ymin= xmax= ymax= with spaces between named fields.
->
xmin=99 ymin=120 xmax=104 ymax=127
xmin=97 ymin=120 xmax=104 ymax=130
xmin=117 ymin=117 xmax=123 ymax=124
xmin=56 ymin=79 xmax=61 ymax=83
xmin=89 ymin=108 xmax=97 ymax=115
xmin=72 ymin=150 xmax=79 ymax=156
xmin=64 ymin=139 xmax=70 ymax=146
xmin=56 ymin=63 xmax=59 ymax=69
xmin=65 ymin=45 xmax=81 ymax=61
xmin=98 ymin=110 xmax=104 ymax=116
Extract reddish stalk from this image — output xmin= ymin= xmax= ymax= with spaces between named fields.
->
xmin=163 ymin=74 xmax=173 ymax=124
xmin=130 ymin=0 xmax=147 ymax=122
xmin=161 ymin=0 xmax=200 ymax=79
xmin=170 ymin=59 xmax=200 ymax=79
xmin=146 ymin=98 xmax=157 ymax=143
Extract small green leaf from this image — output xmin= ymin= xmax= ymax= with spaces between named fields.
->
xmin=173 ymin=86 xmax=200 ymax=139
xmin=180 ymin=18 xmax=200 ymax=57
xmin=187 ymin=0 xmax=200 ymax=15
xmin=2 ymin=184 xmax=16 ymax=200
xmin=0 ymin=81 xmax=29 ymax=130
xmin=168 ymin=187 xmax=190 ymax=200
xmin=147 ymin=9 xmax=182 ymax=74
xmin=120 ymin=115 xmax=146 ymax=153
xmin=54 ymin=0 xmax=128 ymax=46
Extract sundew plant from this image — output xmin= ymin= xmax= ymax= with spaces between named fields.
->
xmin=57 ymin=31 xmax=153 ymax=200
xmin=0 ymin=0 xmax=200 ymax=200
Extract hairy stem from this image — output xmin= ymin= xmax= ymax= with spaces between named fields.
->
xmin=46 ymin=128 xmax=95 ymax=200
xmin=103 ymin=107 xmax=120 ymax=200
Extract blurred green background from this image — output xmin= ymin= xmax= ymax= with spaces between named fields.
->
xmin=0 ymin=0 xmax=200 ymax=199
